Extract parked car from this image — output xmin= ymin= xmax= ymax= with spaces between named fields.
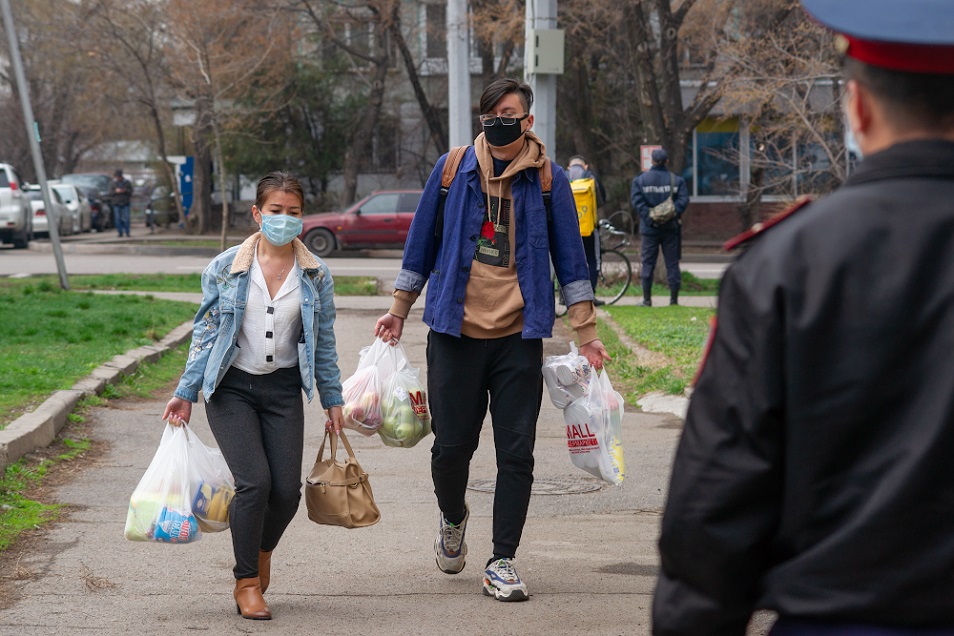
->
xmin=60 ymin=172 xmax=113 ymax=230
xmin=50 ymin=181 xmax=92 ymax=233
xmin=75 ymin=185 xmax=109 ymax=232
xmin=299 ymin=190 xmax=424 ymax=257
xmin=144 ymin=184 xmax=178 ymax=230
xmin=0 ymin=162 xmax=33 ymax=248
xmin=26 ymin=184 xmax=73 ymax=238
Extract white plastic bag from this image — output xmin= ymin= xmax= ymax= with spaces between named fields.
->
xmin=563 ymin=369 xmax=626 ymax=486
xmin=187 ymin=431 xmax=235 ymax=534
xmin=378 ymin=343 xmax=431 ymax=448
xmin=542 ymin=343 xmax=592 ymax=409
xmin=341 ymin=338 xmax=394 ymax=435
xmin=125 ymin=423 xmax=202 ymax=543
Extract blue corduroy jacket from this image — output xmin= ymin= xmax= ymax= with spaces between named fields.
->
xmin=395 ymin=146 xmax=593 ymax=338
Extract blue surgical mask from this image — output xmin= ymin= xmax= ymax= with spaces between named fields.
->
xmin=260 ymin=214 xmax=303 ymax=246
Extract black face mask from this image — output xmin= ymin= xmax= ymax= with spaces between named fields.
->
xmin=483 ymin=120 xmax=526 ymax=147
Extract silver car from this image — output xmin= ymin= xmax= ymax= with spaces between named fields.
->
xmin=0 ymin=163 xmax=33 ymax=248
xmin=26 ymin=184 xmax=73 ymax=237
xmin=50 ymin=181 xmax=92 ymax=233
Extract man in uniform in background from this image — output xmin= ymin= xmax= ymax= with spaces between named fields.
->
xmin=653 ymin=1 xmax=954 ymax=634
xmin=630 ymin=148 xmax=689 ymax=306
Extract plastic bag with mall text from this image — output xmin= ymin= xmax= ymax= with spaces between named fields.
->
xmin=544 ymin=346 xmax=625 ymax=485
xmin=378 ymin=342 xmax=431 ymax=448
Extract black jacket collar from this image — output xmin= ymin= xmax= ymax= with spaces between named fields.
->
xmin=846 ymin=139 xmax=954 ymax=186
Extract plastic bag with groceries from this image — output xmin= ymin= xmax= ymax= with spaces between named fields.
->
xmin=378 ymin=343 xmax=431 ymax=448
xmin=187 ymin=430 xmax=235 ymax=534
xmin=341 ymin=338 xmax=399 ymax=435
xmin=124 ymin=422 xmax=235 ymax=543
xmin=543 ymin=345 xmax=625 ymax=486
xmin=542 ymin=342 xmax=592 ymax=409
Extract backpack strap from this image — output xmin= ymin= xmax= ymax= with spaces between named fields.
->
xmin=539 ymin=158 xmax=553 ymax=224
xmin=433 ymin=148 xmax=554 ymax=245
xmin=434 ymin=146 xmax=469 ymax=244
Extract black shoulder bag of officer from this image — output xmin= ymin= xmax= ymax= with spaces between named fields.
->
xmin=648 ymin=172 xmax=677 ymax=224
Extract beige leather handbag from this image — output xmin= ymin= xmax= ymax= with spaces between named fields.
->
xmin=305 ymin=429 xmax=381 ymax=529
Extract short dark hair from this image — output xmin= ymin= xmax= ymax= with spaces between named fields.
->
xmin=255 ymin=171 xmax=304 ymax=209
xmin=844 ymin=58 xmax=954 ymax=131
xmin=479 ymin=78 xmax=533 ymax=114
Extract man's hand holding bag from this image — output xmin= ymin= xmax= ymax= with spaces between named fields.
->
xmin=305 ymin=428 xmax=380 ymax=528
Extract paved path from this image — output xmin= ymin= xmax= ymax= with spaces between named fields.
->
xmin=0 ymin=290 xmax=778 ymax=634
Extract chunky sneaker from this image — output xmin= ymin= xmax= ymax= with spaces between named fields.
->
xmin=434 ymin=505 xmax=468 ymax=574
xmin=482 ymin=558 xmax=529 ymax=602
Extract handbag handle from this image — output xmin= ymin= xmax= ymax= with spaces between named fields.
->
xmin=314 ymin=428 xmax=357 ymax=465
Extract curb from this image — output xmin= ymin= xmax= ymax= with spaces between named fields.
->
xmin=0 ymin=321 xmax=195 ymax=473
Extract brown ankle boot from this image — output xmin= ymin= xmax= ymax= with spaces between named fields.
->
xmin=234 ymin=577 xmax=271 ymax=620
xmin=258 ymin=550 xmax=273 ymax=594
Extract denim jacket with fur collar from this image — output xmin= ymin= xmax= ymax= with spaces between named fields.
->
xmin=173 ymin=234 xmax=344 ymax=409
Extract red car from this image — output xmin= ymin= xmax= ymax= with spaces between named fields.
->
xmin=299 ymin=190 xmax=424 ymax=257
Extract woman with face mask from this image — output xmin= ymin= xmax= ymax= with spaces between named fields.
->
xmin=163 ymin=171 xmax=344 ymax=620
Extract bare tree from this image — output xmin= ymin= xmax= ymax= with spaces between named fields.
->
xmin=0 ymin=0 xmax=117 ymax=179
xmin=295 ymin=0 xmax=396 ymax=205
xmin=717 ymin=4 xmax=844 ymax=228
xmin=388 ymin=2 xmax=447 ymax=154
xmin=87 ymin=0 xmax=186 ymax=223
xmin=164 ymin=0 xmax=295 ymax=245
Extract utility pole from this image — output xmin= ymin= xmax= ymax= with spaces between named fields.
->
xmin=524 ymin=0 xmax=563 ymax=159
xmin=447 ymin=0 xmax=471 ymax=149
xmin=1 ymin=0 xmax=69 ymax=289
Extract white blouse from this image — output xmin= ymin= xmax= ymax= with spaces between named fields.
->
xmin=231 ymin=252 xmax=302 ymax=375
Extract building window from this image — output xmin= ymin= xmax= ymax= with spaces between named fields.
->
xmin=695 ymin=118 xmax=741 ymax=196
xmin=359 ymin=118 xmax=398 ymax=173
xmin=426 ymin=3 xmax=446 ymax=59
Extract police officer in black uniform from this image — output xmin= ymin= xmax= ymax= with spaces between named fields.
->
xmin=653 ymin=1 xmax=954 ymax=634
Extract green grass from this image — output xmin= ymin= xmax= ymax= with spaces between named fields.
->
xmin=0 ymin=281 xmax=198 ymax=427
xmin=0 ymin=345 xmax=188 ymax=554
xmin=1 ymin=273 xmax=379 ymax=297
xmin=600 ymin=305 xmax=716 ymax=401
xmin=597 ymin=269 xmax=721 ymax=300
xmin=0 ymin=436 xmax=89 ymax=552
xmin=0 ymin=271 xmax=379 ymax=427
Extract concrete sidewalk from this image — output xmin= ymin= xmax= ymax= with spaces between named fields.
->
xmin=0 ymin=294 xmax=703 ymax=636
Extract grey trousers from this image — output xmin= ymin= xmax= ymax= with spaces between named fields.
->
xmin=205 ymin=365 xmax=304 ymax=580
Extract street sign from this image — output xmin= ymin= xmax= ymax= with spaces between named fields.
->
xmin=179 ymin=156 xmax=194 ymax=222
xmin=640 ymin=145 xmax=662 ymax=173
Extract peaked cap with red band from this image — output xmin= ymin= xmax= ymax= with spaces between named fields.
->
xmin=801 ymin=0 xmax=954 ymax=74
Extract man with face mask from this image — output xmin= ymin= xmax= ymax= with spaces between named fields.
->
xmin=375 ymin=78 xmax=609 ymax=602
xmin=653 ymin=1 xmax=954 ymax=634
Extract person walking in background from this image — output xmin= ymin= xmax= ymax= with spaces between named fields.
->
xmin=653 ymin=1 xmax=954 ymax=633
xmin=162 ymin=172 xmax=344 ymax=621
xmin=111 ymin=169 xmax=133 ymax=238
xmin=375 ymin=78 xmax=609 ymax=603
xmin=566 ymin=155 xmax=607 ymax=303
xmin=630 ymin=149 xmax=689 ymax=306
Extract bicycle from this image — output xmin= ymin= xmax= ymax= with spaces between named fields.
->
xmin=554 ymin=219 xmax=634 ymax=316
xmin=606 ymin=209 xmax=637 ymax=245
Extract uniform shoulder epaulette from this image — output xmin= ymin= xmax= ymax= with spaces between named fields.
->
xmin=722 ymin=195 xmax=813 ymax=251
